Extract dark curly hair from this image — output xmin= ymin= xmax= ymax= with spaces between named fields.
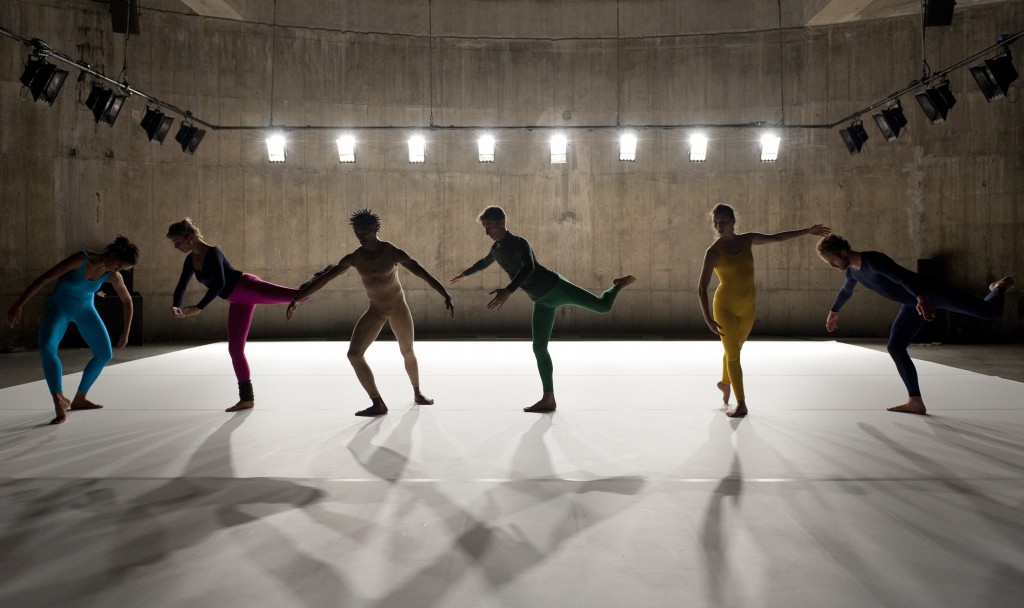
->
xmin=349 ymin=209 xmax=381 ymax=231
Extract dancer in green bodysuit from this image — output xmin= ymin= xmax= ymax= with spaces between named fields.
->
xmin=451 ymin=206 xmax=636 ymax=412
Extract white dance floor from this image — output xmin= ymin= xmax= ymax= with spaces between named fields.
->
xmin=1 ymin=340 xmax=1023 ymax=608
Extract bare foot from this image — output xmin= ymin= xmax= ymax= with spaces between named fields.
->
xmin=614 ymin=275 xmax=637 ymax=289
xmin=725 ymin=402 xmax=747 ymax=418
xmin=990 ymin=276 xmax=1016 ymax=293
xmin=887 ymin=397 xmax=927 ymax=415
xmin=717 ymin=381 xmax=731 ymax=404
xmin=226 ymin=400 xmax=254 ymax=412
xmin=69 ymin=398 xmax=104 ymax=411
xmin=524 ymin=394 xmax=556 ymax=413
xmin=414 ymin=390 xmax=434 ymax=405
xmin=356 ymin=397 xmax=388 ymax=417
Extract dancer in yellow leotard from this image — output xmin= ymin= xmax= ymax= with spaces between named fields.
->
xmin=698 ymin=204 xmax=830 ymax=417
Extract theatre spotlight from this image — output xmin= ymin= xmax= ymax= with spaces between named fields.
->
xmin=619 ymin=132 xmax=638 ymax=162
xmin=477 ymin=134 xmax=495 ymax=163
xmin=872 ymin=102 xmax=908 ymax=142
xmin=689 ymin=133 xmax=708 ymax=162
xmin=19 ymin=56 xmax=68 ymax=105
xmin=337 ymin=135 xmax=356 ymax=163
xmin=266 ymin=132 xmax=287 ymax=163
xmin=408 ymin=135 xmax=426 ymax=163
xmin=550 ymin=133 xmax=568 ymax=164
xmin=85 ymin=83 xmax=128 ymax=126
xmin=914 ymin=81 xmax=957 ymax=124
xmin=140 ymin=106 xmax=173 ymax=143
xmin=970 ymin=52 xmax=1018 ymax=101
xmin=175 ymin=122 xmax=206 ymax=155
xmin=839 ymin=121 xmax=869 ymax=155
xmin=759 ymin=133 xmax=781 ymax=162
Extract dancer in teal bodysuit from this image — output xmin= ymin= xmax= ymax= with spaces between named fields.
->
xmin=451 ymin=206 xmax=636 ymax=412
xmin=6 ymin=237 xmax=138 ymax=424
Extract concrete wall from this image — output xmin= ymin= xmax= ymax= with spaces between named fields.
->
xmin=1 ymin=0 xmax=1022 ymax=347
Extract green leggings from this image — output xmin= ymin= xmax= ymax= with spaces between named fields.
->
xmin=532 ymin=277 xmax=622 ymax=392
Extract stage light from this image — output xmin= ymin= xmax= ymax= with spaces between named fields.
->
xmin=175 ymin=122 xmax=206 ymax=155
xmin=478 ymin=134 xmax=495 ymax=163
xmin=760 ymin=133 xmax=780 ymax=162
xmin=337 ymin=135 xmax=356 ymax=163
xmin=266 ymin=132 xmax=287 ymax=163
xmin=85 ymin=83 xmax=127 ymax=126
xmin=550 ymin=133 xmax=567 ymax=164
xmin=689 ymin=133 xmax=708 ymax=162
xmin=839 ymin=121 xmax=869 ymax=155
xmin=923 ymin=0 xmax=956 ymax=27
xmin=915 ymin=82 xmax=956 ymax=123
xmin=140 ymin=106 xmax=173 ymax=143
xmin=970 ymin=53 xmax=1018 ymax=101
xmin=19 ymin=56 xmax=68 ymax=105
xmin=408 ymin=135 xmax=426 ymax=163
xmin=872 ymin=102 xmax=908 ymax=142
xmin=619 ymin=132 xmax=637 ymax=162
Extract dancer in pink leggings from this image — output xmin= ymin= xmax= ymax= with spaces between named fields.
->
xmin=167 ymin=218 xmax=309 ymax=412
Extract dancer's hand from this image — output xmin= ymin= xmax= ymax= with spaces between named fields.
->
xmin=449 ymin=274 xmax=467 ymax=285
xmin=115 ymin=330 xmax=129 ymax=350
xmin=809 ymin=224 xmax=831 ymax=237
xmin=487 ymin=288 xmax=511 ymax=310
xmin=172 ymin=306 xmax=201 ymax=318
xmin=444 ymin=297 xmax=455 ymax=319
xmin=704 ymin=318 xmax=724 ymax=336
xmin=826 ymin=310 xmax=839 ymax=332
xmin=6 ymin=305 xmax=22 ymax=328
xmin=916 ymin=296 xmax=936 ymax=322
xmin=286 ymin=300 xmax=299 ymax=320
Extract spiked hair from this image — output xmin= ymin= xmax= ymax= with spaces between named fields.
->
xmin=349 ymin=208 xmax=381 ymax=231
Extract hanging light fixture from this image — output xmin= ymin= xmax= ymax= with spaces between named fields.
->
xmin=839 ymin=120 xmax=869 ymax=155
xmin=266 ymin=132 xmax=287 ymax=163
xmin=175 ymin=122 xmax=206 ymax=155
xmin=619 ymin=131 xmax=638 ymax=162
xmin=140 ymin=106 xmax=173 ymax=143
xmin=408 ymin=135 xmax=426 ymax=163
xmin=336 ymin=134 xmax=356 ymax=163
xmin=477 ymin=134 xmax=495 ymax=163
xmin=872 ymin=102 xmax=908 ymax=142
xmin=85 ymin=83 xmax=128 ymax=126
xmin=914 ymin=81 xmax=957 ymax=124
xmin=970 ymin=51 xmax=1019 ymax=102
xmin=759 ymin=132 xmax=781 ymax=162
xmin=19 ymin=55 xmax=68 ymax=105
xmin=689 ymin=133 xmax=708 ymax=162
xmin=550 ymin=133 xmax=568 ymax=164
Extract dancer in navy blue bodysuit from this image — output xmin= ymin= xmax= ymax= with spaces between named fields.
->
xmin=817 ymin=234 xmax=1015 ymax=414
xmin=6 ymin=237 xmax=139 ymax=424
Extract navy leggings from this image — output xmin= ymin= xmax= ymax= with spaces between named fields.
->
xmin=888 ymin=286 xmax=1004 ymax=397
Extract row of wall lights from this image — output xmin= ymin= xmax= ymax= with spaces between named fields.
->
xmin=264 ymin=131 xmax=781 ymax=164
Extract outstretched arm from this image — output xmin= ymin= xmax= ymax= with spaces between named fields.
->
xmin=750 ymin=224 xmax=830 ymax=246
xmin=396 ymin=248 xmax=455 ymax=319
xmin=6 ymin=253 xmax=83 ymax=328
xmin=286 ymin=255 xmax=354 ymax=320
xmin=697 ymin=248 xmax=723 ymax=336
xmin=109 ymin=271 xmax=133 ymax=349
xmin=450 ymin=253 xmax=495 ymax=284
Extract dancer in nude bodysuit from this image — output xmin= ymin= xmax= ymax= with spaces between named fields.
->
xmin=288 ymin=209 xmax=454 ymax=416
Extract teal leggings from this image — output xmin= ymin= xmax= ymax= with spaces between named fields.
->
xmin=532 ymin=277 xmax=622 ymax=392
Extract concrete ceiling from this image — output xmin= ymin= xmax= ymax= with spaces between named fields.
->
xmin=175 ymin=0 xmax=1010 ymax=30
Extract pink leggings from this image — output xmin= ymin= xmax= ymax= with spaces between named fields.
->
xmin=226 ymin=273 xmax=302 ymax=382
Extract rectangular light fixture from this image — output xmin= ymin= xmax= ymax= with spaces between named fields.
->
xmin=760 ymin=133 xmax=781 ymax=162
xmin=839 ymin=122 xmax=869 ymax=155
xmin=477 ymin=134 xmax=495 ymax=163
xmin=175 ymin=123 xmax=206 ymax=155
xmin=140 ymin=107 xmax=173 ymax=143
xmin=970 ymin=53 xmax=1018 ymax=102
xmin=266 ymin=133 xmax=287 ymax=163
xmin=872 ymin=103 xmax=907 ymax=142
xmin=550 ymin=134 xmax=567 ymax=164
xmin=408 ymin=135 xmax=426 ymax=163
xmin=336 ymin=135 xmax=356 ymax=163
xmin=20 ymin=56 xmax=68 ymax=105
xmin=915 ymin=82 xmax=956 ymax=124
xmin=85 ymin=83 xmax=127 ymax=126
xmin=689 ymin=133 xmax=708 ymax=162
xmin=619 ymin=132 xmax=637 ymax=162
